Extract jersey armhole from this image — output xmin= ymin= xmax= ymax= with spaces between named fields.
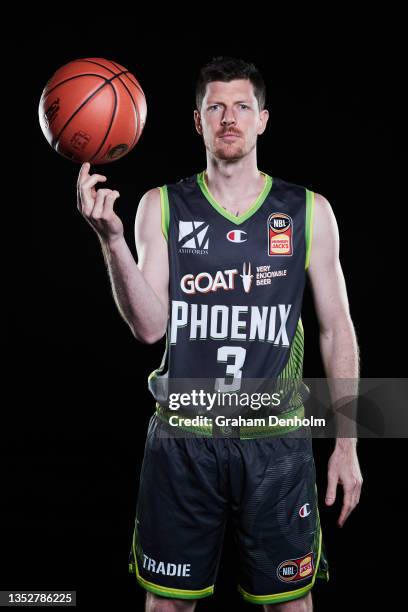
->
xmin=159 ymin=185 xmax=170 ymax=242
xmin=305 ymin=188 xmax=315 ymax=270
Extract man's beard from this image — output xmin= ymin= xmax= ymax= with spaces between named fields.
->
xmin=207 ymin=136 xmax=256 ymax=161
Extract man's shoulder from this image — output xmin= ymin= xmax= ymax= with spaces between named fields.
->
xmin=312 ymin=192 xmax=336 ymax=221
xmin=269 ymin=174 xmax=310 ymax=201
xmin=162 ymin=172 xmax=198 ymax=189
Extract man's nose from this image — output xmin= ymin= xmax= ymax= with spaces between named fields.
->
xmin=221 ymin=110 xmax=236 ymax=125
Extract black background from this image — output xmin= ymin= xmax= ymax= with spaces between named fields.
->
xmin=3 ymin=23 xmax=405 ymax=611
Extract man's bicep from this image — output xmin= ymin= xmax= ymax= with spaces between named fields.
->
xmin=134 ymin=188 xmax=169 ymax=312
xmin=307 ymin=194 xmax=352 ymax=333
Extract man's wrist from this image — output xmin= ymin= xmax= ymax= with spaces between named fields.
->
xmin=335 ymin=437 xmax=358 ymax=450
xmin=100 ymin=234 xmax=126 ymax=252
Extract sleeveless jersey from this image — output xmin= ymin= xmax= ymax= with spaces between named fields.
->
xmin=147 ymin=170 xmax=315 ymax=433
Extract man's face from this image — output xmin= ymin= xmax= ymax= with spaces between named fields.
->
xmin=194 ymin=79 xmax=269 ymax=161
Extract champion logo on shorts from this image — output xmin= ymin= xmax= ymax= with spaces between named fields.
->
xmin=277 ymin=552 xmax=314 ymax=582
xmin=299 ymin=502 xmax=311 ymax=517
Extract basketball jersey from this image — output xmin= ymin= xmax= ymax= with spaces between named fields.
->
xmin=147 ymin=170 xmax=315 ymax=425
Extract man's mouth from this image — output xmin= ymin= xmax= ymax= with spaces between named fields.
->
xmin=219 ymin=133 xmax=240 ymax=139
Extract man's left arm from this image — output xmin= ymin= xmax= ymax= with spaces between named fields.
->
xmin=307 ymin=192 xmax=363 ymax=528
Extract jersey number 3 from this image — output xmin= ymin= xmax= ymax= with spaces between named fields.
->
xmin=215 ymin=346 xmax=246 ymax=392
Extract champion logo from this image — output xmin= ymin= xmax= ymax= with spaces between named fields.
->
xmin=226 ymin=229 xmax=247 ymax=243
xmin=299 ymin=503 xmax=311 ymax=518
xmin=178 ymin=221 xmax=210 ymax=252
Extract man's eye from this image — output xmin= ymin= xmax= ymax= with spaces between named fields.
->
xmin=207 ymin=104 xmax=249 ymax=110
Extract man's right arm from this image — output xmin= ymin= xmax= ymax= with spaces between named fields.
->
xmin=77 ymin=163 xmax=169 ymax=344
xmin=101 ymin=188 xmax=169 ymax=344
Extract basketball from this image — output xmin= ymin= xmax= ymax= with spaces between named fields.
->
xmin=38 ymin=58 xmax=147 ymax=164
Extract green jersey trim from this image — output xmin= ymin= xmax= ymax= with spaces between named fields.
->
xmin=196 ymin=170 xmax=273 ymax=225
xmin=305 ymin=189 xmax=315 ymax=270
xmin=148 ymin=334 xmax=169 ymax=384
xmin=159 ymin=185 xmax=170 ymax=242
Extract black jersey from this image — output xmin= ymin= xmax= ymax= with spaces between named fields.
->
xmin=147 ymin=170 xmax=314 ymax=433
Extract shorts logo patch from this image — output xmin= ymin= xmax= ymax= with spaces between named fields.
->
xmin=299 ymin=503 xmax=311 ymax=517
xmin=277 ymin=560 xmax=298 ymax=581
xmin=277 ymin=552 xmax=314 ymax=582
xmin=299 ymin=554 xmax=314 ymax=579
xmin=142 ymin=553 xmax=191 ymax=577
xmin=267 ymin=212 xmax=293 ymax=256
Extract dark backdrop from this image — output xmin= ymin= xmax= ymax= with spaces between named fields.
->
xmin=3 ymin=25 xmax=405 ymax=611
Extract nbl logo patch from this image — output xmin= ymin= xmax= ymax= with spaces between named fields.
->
xmin=267 ymin=212 xmax=293 ymax=256
xmin=277 ymin=552 xmax=314 ymax=582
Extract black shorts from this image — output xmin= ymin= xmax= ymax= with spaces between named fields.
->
xmin=128 ymin=413 xmax=329 ymax=605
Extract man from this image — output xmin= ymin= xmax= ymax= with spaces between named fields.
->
xmin=77 ymin=56 xmax=363 ymax=611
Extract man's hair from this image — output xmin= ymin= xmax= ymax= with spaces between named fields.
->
xmin=195 ymin=56 xmax=266 ymax=112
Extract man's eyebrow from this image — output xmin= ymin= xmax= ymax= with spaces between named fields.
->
xmin=206 ymin=100 xmax=252 ymax=105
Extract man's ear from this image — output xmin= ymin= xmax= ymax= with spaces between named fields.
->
xmin=258 ymin=108 xmax=269 ymax=135
xmin=194 ymin=109 xmax=203 ymax=135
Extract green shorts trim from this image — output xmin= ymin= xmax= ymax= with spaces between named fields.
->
xmin=129 ymin=520 xmax=214 ymax=600
xmin=237 ymin=525 xmax=328 ymax=605
xmin=238 ymin=580 xmax=314 ymax=605
xmin=129 ymin=415 xmax=329 ymax=601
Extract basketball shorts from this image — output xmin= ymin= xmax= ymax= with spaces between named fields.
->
xmin=128 ymin=412 xmax=329 ymax=605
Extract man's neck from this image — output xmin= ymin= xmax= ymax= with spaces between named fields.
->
xmin=204 ymin=163 xmax=265 ymax=211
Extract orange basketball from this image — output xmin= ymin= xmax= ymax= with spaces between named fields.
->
xmin=38 ymin=58 xmax=147 ymax=164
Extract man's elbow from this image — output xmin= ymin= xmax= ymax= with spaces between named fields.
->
xmin=131 ymin=326 xmax=166 ymax=345
xmin=320 ymin=315 xmax=356 ymax=341
xmin=142 ymin=331 xmax=166 ymax=345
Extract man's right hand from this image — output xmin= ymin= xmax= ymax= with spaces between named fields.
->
xmin=77 ymin=162 xmax=124 ymax=245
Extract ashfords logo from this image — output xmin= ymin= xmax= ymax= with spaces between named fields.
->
xmin=178 ymin=221 xmax=209 ymax=254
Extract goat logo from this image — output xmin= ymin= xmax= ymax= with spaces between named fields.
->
xmin=240 ymin=262 xmax=253 ymax=293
